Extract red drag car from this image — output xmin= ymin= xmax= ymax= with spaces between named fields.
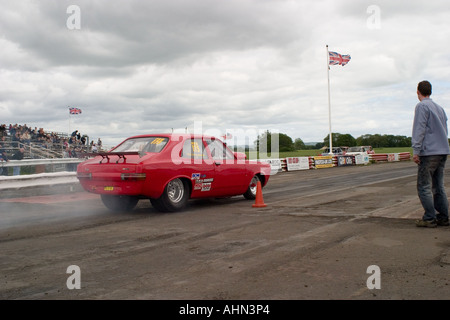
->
xmin=77 ymin=133 xmax=271 ymax=212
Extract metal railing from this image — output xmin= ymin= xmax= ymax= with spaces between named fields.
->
xmin=0 ymin=158 xmax=84 ymax=176
xmin=0 ymin=158 xmax=84 ymax=168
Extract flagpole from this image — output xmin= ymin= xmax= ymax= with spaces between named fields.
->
xmin=68 ymin=106 xmax=71 ymax=137
xmin=326 ymin=45 xmax=332 ymax=155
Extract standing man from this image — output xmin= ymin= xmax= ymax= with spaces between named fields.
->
xmin=412 ymin=80 xmax=450 ymax=227
xmin=12 ymin=147 xmax=25 ymax=176
xmin=0 ymin=142 xmax=8 ymax=176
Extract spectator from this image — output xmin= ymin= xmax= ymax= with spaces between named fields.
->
xmin=11 ymin=147 xmax=25 ymax=176
xmin=70 ymin=146 xmax=78 ymax=158
xmin=21 ymin=130 xmax=31 ymax=144
xmin=11 ymin=128 xmax=20 ymax=147
xmin=63 ymin=146 xmax=70 ymax=158
xmin=9 ymin=124 xmax=17 ymax=139
xmin=0 ymin=124 xmax=6 ymax=138
xmin=412 ymin=80 xmax=450 ymax=227
xmin=0 ymin=143 xmax=8 ymax=176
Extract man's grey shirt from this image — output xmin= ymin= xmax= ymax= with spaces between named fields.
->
xmin=412 ymin=97 xmax=450 ymax=156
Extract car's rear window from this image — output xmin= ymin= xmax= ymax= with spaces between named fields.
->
xmin=113 ymin=137 xmax=169 ymax=153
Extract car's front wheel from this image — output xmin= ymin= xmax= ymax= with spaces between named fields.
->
xmin=150 ymin=178 xmax=190 ymax=212
xmin=101 ymin=194 xmax=139 ymax=212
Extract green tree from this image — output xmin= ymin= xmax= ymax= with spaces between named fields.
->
xmin=294 ymin=138 xmax=306 ymax=150
xmin=336 ymin=133 xmax=356 ymax=147
xmin=323 ymin=132 xmax=355 ymax=147
xmin=355 ymin=134 xmax=412 ymax=148
xmin=255 ymin=131 xmax=294 ymax=152
xmin=315 ymin=142 xmax=324 ymax=149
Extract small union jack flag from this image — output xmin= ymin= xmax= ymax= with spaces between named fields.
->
xmin=221 ymin=132 xmax=233 ymax=140
xmin=329 ymin=51 xmax=351 ymax=66
xmin=69 ymin=107 xmax=82 ymax=115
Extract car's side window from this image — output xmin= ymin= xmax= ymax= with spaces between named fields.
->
xmin=181 ymin=138 xmax=207 ymax=160
xmin=206 ymin=139 xmax=234 ymax=160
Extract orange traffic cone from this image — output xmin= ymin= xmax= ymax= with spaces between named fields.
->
xmin=252 ymin=181 xmax=267 ymax=208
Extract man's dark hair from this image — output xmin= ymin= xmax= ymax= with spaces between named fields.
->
xmin=418 ymin=80 xmax=432 ymax=96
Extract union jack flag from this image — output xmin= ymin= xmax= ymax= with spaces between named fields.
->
xmin=221 ymin=132 xmax=233 ymax=140
xmin=329 ymin=51 xmax=351 ymax=66
xmin=69 ymin=107 xmax=82 ymax=115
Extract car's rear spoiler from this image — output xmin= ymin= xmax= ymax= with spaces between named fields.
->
xmin=80 ymin=151 xmax=144 ymax=163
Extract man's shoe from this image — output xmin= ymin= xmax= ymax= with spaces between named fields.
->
xmin=436 ymin=219 xmax=449 ymax=226
xmin=415 ymin=219 xmax=437 ymax=228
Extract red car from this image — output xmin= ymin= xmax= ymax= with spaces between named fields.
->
xmin=77 ymin=133 xmax=271 ymax=212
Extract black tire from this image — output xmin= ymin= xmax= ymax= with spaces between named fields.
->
xmin=243 ymin=174 xmax=261 ymax=200
xmin=150 ymin=178 xmax=190 ymax=212
xmin=101 ymin=194 xmax=139 ymax=212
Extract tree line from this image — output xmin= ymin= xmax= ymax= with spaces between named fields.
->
xmin=255 ymin=131 xmax=413 ymax=152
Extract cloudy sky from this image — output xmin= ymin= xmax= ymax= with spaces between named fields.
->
xmin=1 ymin=0 xmax=450 ymax=148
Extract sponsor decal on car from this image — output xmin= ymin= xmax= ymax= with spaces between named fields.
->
xmin=201 ymin=183 xmax=211 ymax=191
xmin=194 ymin=182 xmax=202 ymax=190
xmin=193 ymin=178 xmax=214 ymax=190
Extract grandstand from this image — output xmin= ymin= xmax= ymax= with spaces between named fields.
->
xmin=0 ymin=124 xmax=101 ymax=160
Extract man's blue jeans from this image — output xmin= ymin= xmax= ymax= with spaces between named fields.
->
xmin=417 ymin=155 xmax=449 ymax=222
xmin=13 ymin=166 xmax=20 ymax=176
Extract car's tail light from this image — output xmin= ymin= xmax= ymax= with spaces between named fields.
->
xmin=76 ymin=172 xmax=92 ymax=179
xmin=120 ymin=173 xmax=146 ymax=181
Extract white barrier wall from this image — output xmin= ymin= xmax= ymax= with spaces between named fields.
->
xmin=285 ymin=157 xmax=310 ymax=171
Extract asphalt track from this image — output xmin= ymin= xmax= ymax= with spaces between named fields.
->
xmin=0 ymin=160 xmax=449 ymax=305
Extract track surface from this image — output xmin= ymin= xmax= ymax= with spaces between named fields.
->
xmin=0 ymin=161 xmax=449 ymax=300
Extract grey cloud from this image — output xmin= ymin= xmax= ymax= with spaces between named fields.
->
xmin=0 ymin=0 xmax=307 ymax=69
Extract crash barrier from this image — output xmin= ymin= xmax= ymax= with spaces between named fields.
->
xmin=0 ymin=171 xmax=78 ymax=190
xmin=0 ymin=158 xmax=83 ymax=175
xmin=262 ymin=152 xmax=412 ymax=173
xmin=0 ymin=153 xmax=411 ymax=183
xmin=369 ymin=152 xmax=411 ymax=162
xmin=0 ymin=158 xmax=83 ymax=168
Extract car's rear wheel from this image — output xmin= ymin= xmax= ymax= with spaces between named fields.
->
xmin=101 ymin=194 xmax=139 ymax=212
xmin=243 ymin=174 xmax=261 ymax=200
xmin=150 ymin=178 xmax=190 ymax=212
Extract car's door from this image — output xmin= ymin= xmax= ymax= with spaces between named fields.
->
xmin=180 ymin=137 xmax=217 ymax=198
xmin=204 ymin=138 xmax=249 ymax=196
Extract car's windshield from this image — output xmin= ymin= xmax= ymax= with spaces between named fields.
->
xmin=113 ymin=137 xmax=169 ymax=153
xmin=347 ymin=147 xmax=362 ymax=152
